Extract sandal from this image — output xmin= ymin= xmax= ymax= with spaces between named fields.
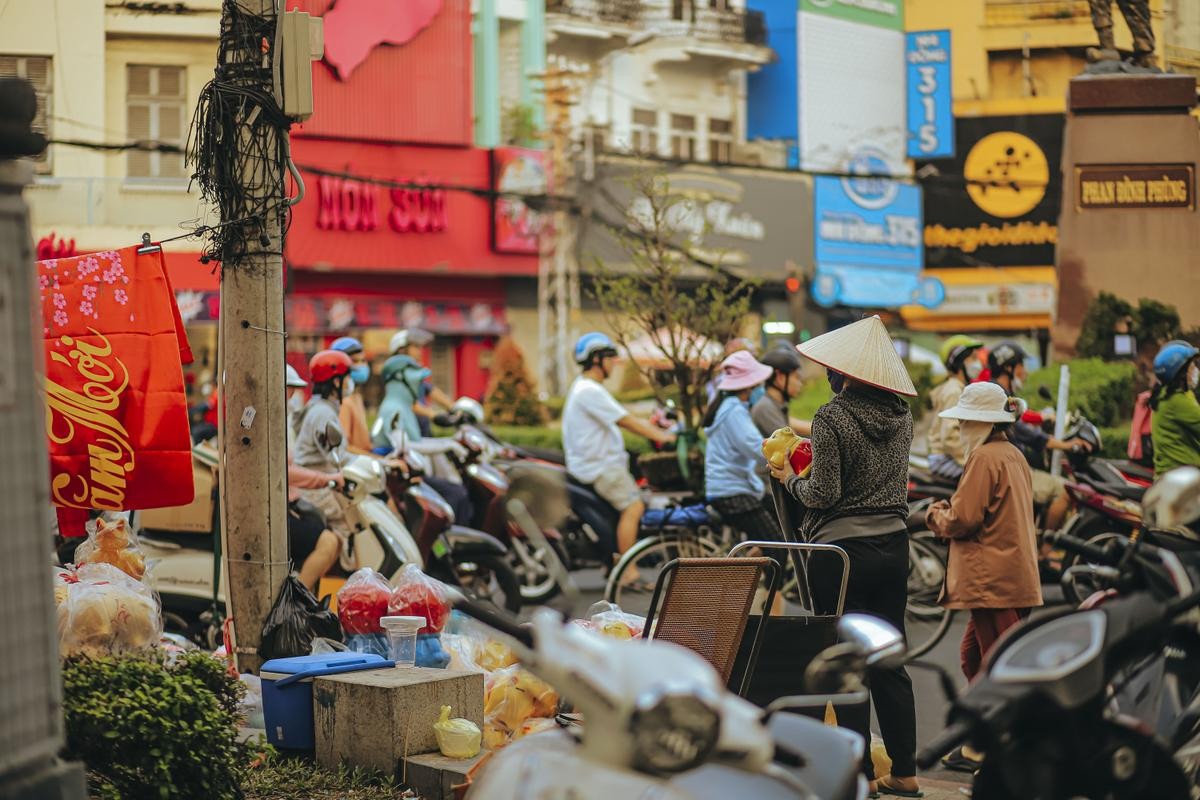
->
xmin=941 ymin=746 xmax=982 ymax=773
xmin=875 ymin=776 xmax=924 ymax=798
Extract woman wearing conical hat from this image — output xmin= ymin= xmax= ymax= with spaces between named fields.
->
xmin=768 ymin=315 xmax=921 ymax=799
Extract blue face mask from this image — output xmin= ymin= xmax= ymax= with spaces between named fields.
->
xmin=749 ymin=385 xmax=766 ymax=406
xmin=349 ymin=364 xmax=369 ymax=385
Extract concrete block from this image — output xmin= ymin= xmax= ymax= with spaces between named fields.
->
xmin=314 ymin=666 xmax=484 ymax=775
xmin=402 ymin=751 xmax=486 ymax=800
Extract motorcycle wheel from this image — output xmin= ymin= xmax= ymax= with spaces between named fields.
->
xmin=451 ymin=552 xmax=523 ymax=614
xmin=509 ymin=536 xmax=571 ymax=604
xmin=1060 ymin=530 xmax=1131 ymax=606
xmin=905 ymin=537 xmax=954 ymax=659
xmin=603 ymin=533 xmax=722 ymax=617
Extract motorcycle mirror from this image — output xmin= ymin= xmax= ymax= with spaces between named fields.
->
xmin=323 ymin=422 xmax=343 ymax=450
xmin=1144 ymin=466 xmax=1200 ymax=528
xmin=838 ymin=613 xmax=906 ymax=668
xmin=1038 ymin=385 xmax=1053 ymax=401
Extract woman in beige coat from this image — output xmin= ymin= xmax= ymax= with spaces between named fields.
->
xmin=925 ymin=382 xmax=1043 ymax=772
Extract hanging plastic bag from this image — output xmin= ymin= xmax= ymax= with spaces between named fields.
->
xmin=58 ymin=562 xmax=162 ymax=657
xmin=388 ymin=564 xmax=451 ymax=634
xmin=74 ymin=513 xmax=147 ymax=581
xmin=310 ymin=637 xmax=350 ymax=655
xmin=434 ymin=705 xmax=482 ymax=759
xmin=584 ymin=601 xmax=646 ymax=640
xmin=259 ymin=576 xmax=343 ymax=661
xmin=337 ymin=567 xmax=392 ymax=635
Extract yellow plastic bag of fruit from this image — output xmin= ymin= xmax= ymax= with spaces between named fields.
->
xmin=433 ymin=705 xmax=482 ymax=759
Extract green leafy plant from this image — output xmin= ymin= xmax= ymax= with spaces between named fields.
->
xmin=484 ymin=337 xmax=548 ymax=425
xmin=63 ymin=652 xmax=258 ymax=799
xmin=244 ymin=752 xmax=404 ymax=800
xmin=1075 ymin=292 xmax=1181 ymax=361
xmin=1020 ymin=358 xmax=1137 ymax=428
xmin=502 ymin=102 xmax=541 ymax=148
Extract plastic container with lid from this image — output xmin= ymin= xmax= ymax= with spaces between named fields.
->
xmin=260 ymin=652 xmax=394 ymax=749
xmin=380 ymin=615 xmax=425 ymax=666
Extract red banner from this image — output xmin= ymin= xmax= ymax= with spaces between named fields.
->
xmin=38 ymin=245 xmax=195 ymax=512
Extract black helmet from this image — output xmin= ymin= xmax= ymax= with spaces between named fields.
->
xmin=760 ymin=346 xmax=802 ymax=374
xmin=987 ymin=340 xmax=1028 ymax=375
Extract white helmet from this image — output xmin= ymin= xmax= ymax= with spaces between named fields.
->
xmin=285 ymin=364 xmax=307 ymax=387
xmin=389 ymin=328 xmax=434 ymax=355
xmin=453 ymin=397 xmax=485 ymax=424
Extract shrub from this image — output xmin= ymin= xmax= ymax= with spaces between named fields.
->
xmin=488 ymin=424 xmax=653 ymax=456
xmin=1020 ymin=358 xmax=1136 ymax=428
xmin=484 ymin=338 xmax=547 ymax=426
xmin=1075 ymin=292 xmax=1181 ymax=360
xmin=63 ymin=652 xmax=257 ymax=799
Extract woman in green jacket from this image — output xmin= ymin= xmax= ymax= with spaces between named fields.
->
xmin=1150 ymin=340 xmax=1200 ymax=476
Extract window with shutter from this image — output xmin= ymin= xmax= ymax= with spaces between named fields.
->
xmin=0 ymin=55 xmax=53 ymax=173
xmin=670 ymin=114 xmax=696 ymax=161
xmin=126 ymin=64 xmax=187 ymax=180
xmin=631 ymin=108 xmax=659 ymax=156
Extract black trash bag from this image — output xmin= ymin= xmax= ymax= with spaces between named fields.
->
xmin=259 ymin=576 xmax=344 ymax=661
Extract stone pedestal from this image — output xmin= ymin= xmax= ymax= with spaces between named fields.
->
xmin=313 ymin=666 xmax=485 ymax=777
xmin=1053 ymin=73 xmax=1200 ymax=356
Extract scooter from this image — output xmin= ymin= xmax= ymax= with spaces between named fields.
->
xmin=917 ymin=466 xmax=1200 ymax=799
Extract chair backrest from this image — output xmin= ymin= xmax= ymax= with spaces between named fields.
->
xmin=643 ymin=557 xmax=777 ymax=691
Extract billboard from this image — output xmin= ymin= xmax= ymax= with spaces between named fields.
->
xmin=797 ymin=0 xmax=906 ymax=173
xmin=812 ymin=173 xmax=934 ymax=308
xmin=491 ymin=148 xmax=548 ymax=255
xmin=906 ymin=30 xmax=953 ymax=160
xmin=918 ymin=114 xmax=1064 ymax=269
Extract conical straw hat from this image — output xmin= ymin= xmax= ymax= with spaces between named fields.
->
xmin=796 ymin=316 xmax=917 ymax=397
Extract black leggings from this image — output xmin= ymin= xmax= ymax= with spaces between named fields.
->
xmin=808 ymin=532 xmax=917 ymax=780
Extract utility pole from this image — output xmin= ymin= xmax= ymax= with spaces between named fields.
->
xmin=216 ymin=0 xmax=291 ymax=673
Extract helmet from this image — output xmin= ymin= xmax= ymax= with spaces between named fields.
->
xmin=284 ymin=364 xmax=307 ymax=388
xmin=759 ymin=346 xmax=802 ymax=374
xmin=329 ymin=336 xmax=363 ymax=356
xmin=389 ymin=328 xmax=434 ymax=355
xmin=941 ymin=335 xmax=984 ymax=373
xmin=987 ymin=340 xmax=1028 ymax=376
xmin=574 ymin=332 xmax=618 ymax=366
xmin=452 ymin=397 xmax=485 ymax=424
xmin=309 ymin=350 xmax=353 ymax=384
xmin=1154 ymin=340 xmax=1199 ymax=384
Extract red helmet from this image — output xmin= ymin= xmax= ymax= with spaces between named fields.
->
xmin=309 ymin=350 xmax=353 ymax=384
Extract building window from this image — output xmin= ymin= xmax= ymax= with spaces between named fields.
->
xmin=126 ymin=64 xmax=186 ymax=179
xmin=708 ymin=118 xmax=732 ymax=164
xmin=670 ymin=114 xmax=696 ymax=161
xmin=672 ymin=0 xmax=694 ymax=22
xmin=0 ymin=55 xmax=52 ymax=173
xmin=631 ymin=108 xmax=659 ymax=156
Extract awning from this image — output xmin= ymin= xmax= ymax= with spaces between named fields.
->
xmin=900 ymin=267 xmax=1057 ymax=332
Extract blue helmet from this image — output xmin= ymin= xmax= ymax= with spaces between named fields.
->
xmin=1154 ymin=340 xmax=1199 ymax=385
xmin=330 ymin=336 xmax=363 ymax=356
xmin=574 ymin=332 xmax=617 ymax=366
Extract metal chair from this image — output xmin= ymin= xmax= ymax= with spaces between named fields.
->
xmin=641 ymin=556 xmax=780 ymax=697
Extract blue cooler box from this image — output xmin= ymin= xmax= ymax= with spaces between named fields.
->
xmin=260 ymin=652 xmax=394 ymax=749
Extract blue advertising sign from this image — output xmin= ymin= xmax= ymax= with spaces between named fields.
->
xmin=813 ymin=172 xmax=931 ymax=308
xmin=906 ymin=30 xmax=953 ymax=160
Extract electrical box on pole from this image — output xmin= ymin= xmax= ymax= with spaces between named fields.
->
xmin=275 ymin=11 xmax=324 ymax=123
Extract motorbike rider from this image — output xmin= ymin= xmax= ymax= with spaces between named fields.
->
xmin=389 ymin=328 xmax=452 ymax=438
xmin=768 ymin=316 xmax=920 ymax=798
xmin=925 ymin=382 xmax=1043 ymax=773
xmin=926 ymin=335 xmax=985 ymax=481
xmin=988 ymin=340 xmax=1091 ymax=535
xmin=563 ymin=332 xmax=676 ymax=557
xmin=284 ymin=364 xmax=343 ymax=591
xmin=330 ymin=336 xmax=373 ymax=452
xmin=1149 ymin=340 xmax=1200 ymax=476
xmin=751 ymin=346 xmax=812 ymax=493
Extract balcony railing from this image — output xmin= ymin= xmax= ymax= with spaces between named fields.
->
xmin=546 ymin=0 xmax=641 ymax=25
xmin=641 ymin=5 xmax=769 ymax=47
xmin=985 ymin=0 xmax=1090 ymax=25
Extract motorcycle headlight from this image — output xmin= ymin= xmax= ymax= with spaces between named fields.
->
xmin=628 ymin=690 xmax=720 ymax=774
xmin=991 ymin=610 xmax=1105 ymax=684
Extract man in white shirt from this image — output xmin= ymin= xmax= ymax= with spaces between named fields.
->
xmin=563 ymin=332 xmax=676 ymax=556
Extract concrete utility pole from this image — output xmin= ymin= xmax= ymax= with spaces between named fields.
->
xmin=217 ymin=0 xmax=291 ymax=674
xmin=0 ymin=78 xmax=86 ymax=800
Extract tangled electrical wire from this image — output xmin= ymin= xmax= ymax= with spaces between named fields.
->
xmin=186 ymin=0 xmax=290 ymax=272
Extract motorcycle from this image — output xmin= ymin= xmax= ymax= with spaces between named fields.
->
xmin=917 ymin=466 xmax=1200 ymax=799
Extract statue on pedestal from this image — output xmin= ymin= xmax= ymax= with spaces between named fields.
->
xmin=1086 ymin=0 xmax=1156 ymax=69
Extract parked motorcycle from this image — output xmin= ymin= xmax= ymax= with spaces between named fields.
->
xmin=917 ymin=466 xmax=1200 ymax=799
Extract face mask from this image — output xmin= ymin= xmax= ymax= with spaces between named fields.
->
xmin=960 ymin=420 xmax=994 ymax=461
xmin=827 ymin=369 xmax=845 ymax=394
xmin=964 ymin=360 xmax=983 ymax=381
xmin=1010 ymin=372 xmax=1024 ymax=393
xmin=749 ymin=385 xmax=766 ymax=406
xmin=343 ymin=376 xmax=356 ymax=396
xmin=287 ymin=391 xmax=304 ymax=413
xmin=349 ymin=364 xmax=370 ymax=386
xmin=1190 ymin=364 xmax=1199 ymax=390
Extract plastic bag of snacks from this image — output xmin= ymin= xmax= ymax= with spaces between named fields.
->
xmin=584 ymin=601 xmax=646 ymax=640
xmin=74 ymin=513 xmax=147 ymax=581
xmin=434 ymin=705 xmax=482 ymax=758
xmin=337 ymin=568 xmax=392 ymax=635
xmin=483 ymin=665 xmax=559 ymax=747
xmin=388 ymin=564 xmax=451 ymax=634
xmin=761 ymin=428 xmax=813 ymax=477
xmin=57 ymin=562 xmax=162 ymax=657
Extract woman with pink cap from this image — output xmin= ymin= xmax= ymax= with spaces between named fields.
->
xmin=703 ymin=350 xmax=782 ymax=544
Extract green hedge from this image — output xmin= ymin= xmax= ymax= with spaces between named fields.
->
xmin=1019 ymin=358 xmax=1137 ymax=428
xmin=1098 ymin=423 xmax=1132 ymax=460
xmin=488 ymin=424 xmax=653 ymax=456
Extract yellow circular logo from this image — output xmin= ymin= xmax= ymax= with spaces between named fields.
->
xmin=963 ymin=131 xmax=1048 ymax=219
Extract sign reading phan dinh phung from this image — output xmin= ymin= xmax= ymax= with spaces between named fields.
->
xmin=1076 ymin=164 xmax=1194 ymax=211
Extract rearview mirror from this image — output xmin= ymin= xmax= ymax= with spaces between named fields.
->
xmin=838 ymin=613 xmax=906 ymax=668
xmin=1144 ymin=466 xmax=1200 ymax=528
xmin=323 ymin=422 xmax=343 ymax=449
xmin=1038 ymin=385 xmax=1053 ymax=402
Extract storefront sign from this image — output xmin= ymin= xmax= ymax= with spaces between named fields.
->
xmin=321 ymin=0 xmax=442 ymax=80
xmin=905 ymin=30 xmax=953 ymax=159
xmin=316 ymin=174 xmax=449 ymax=234
xmin=800 ymin=0 xmax=903 ymax=31
xmin=900 ymin=266 xmax=1058 ymax=331
xmin=1076 ymin=164 xmax=1194 ymax=210
xmin=918 ymin=114 xmax=1063 ymax=269
xmin=491 ymin=148 xmax=548 ymax=255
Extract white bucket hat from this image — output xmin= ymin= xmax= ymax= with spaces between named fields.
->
xmin=796 ymin=315 xmax=917 ymax=397
xmin=938 ymin=382 xmax=1022 ymax=423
